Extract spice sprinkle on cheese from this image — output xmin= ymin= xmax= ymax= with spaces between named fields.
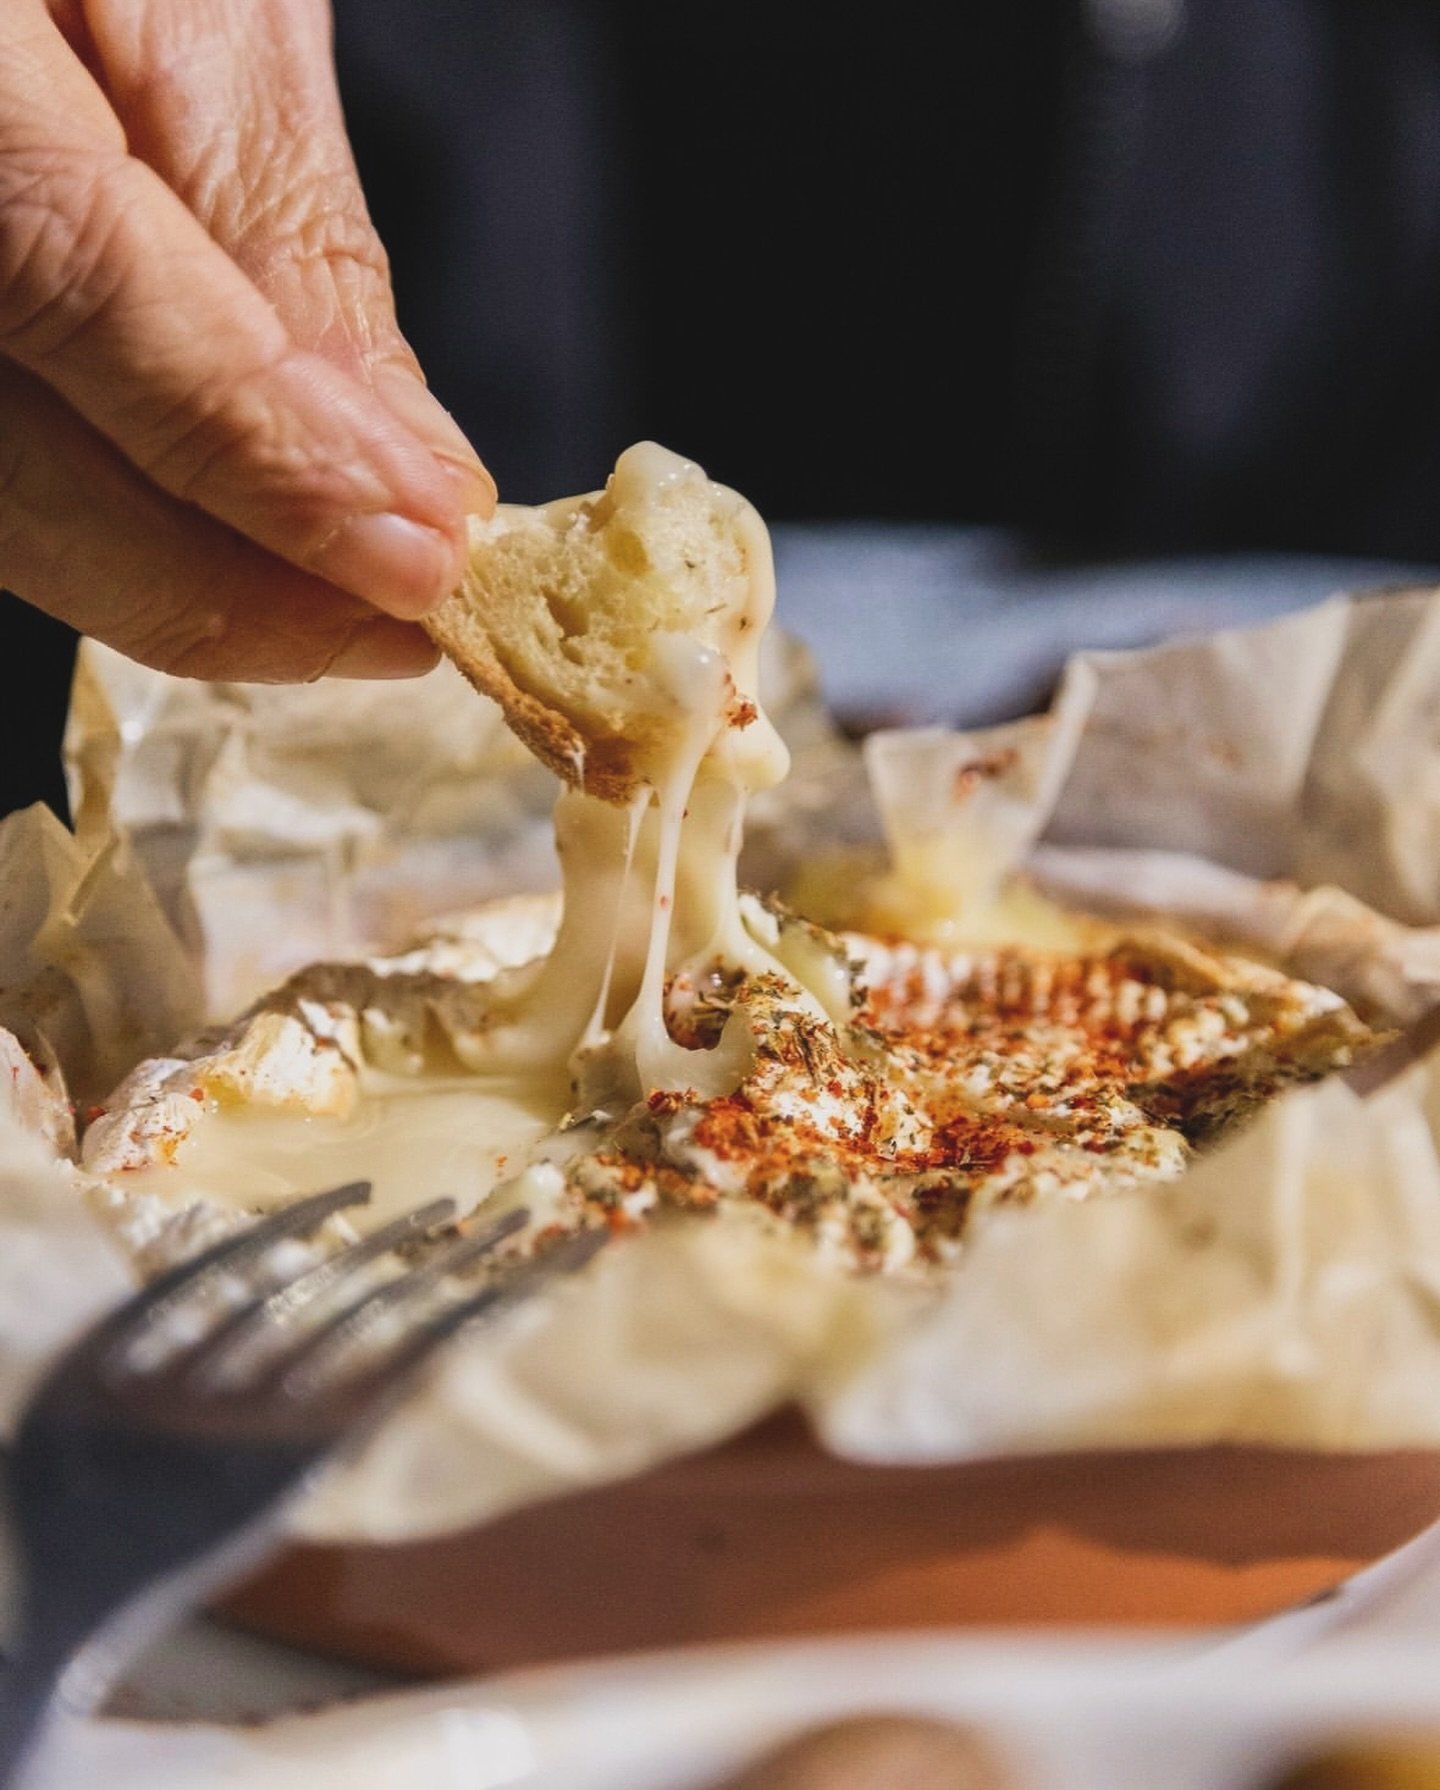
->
xmin=78 ymin=446 xmax=1380 ymax=1280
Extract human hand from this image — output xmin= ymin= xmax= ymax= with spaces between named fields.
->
xmin=708 ymin=1715 xmax=1013 ymax=1790
xmin=0 ymin=0 xmax=494 ymax=683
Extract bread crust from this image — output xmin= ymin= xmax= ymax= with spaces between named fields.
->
xmin=423 ymin=443 xmax=762 ymax=806
xmin=422 ymin=594 xmax=644 ymax=805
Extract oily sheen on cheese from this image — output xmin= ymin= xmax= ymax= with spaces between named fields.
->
xmin=80 ymin=446 xmax=1378 ymax=1277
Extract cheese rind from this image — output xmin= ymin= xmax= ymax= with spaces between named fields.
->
xmin=78 ymin=445 xmax=1379 ymax=1281
xmin=79 ymin=904 xmax=1372 ymax=1275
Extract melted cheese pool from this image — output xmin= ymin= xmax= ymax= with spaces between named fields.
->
xmin=110 ymin=1077 xmax=559 ymax=1225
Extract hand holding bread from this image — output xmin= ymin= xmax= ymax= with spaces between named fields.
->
xmin=424 ymin=440 xmax=784 ymax=802
xmin=0 ymin=0 xmax=491 ymax=683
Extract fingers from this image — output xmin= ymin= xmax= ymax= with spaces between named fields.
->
xmin=80 ymin=0 xmax=493 ymax=501
xmin=0 ymin=3 xmax=473 ymax=621
xmin=711 ymin=1717 xmax=1014 ymax=1790
xmin=0 ymin=356 xmax=439 ymax=682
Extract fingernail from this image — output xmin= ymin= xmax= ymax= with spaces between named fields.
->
xmin=439 ymin=455 xmax=497 ymax=512
xmin=373 ymin=368 xmax=496 ymax=514
xmin=327 ymin=620 xmax=441 ymax=680
xmin=310 ymin=511 xmax=465 ymax=618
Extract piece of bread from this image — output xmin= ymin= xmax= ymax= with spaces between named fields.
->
xmin=423 ymin=441 xmax=761 ymax=803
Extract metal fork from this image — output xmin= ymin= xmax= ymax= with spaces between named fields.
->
xmin=0 ymin=1180 xmax=607 ymax=1786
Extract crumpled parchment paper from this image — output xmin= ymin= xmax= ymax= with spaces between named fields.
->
xmin=5 ymin=590 xmax=1440 ymax=1542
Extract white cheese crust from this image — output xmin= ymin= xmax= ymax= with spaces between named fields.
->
xmin=79 ymin=897 xmax=1372 ymax=1278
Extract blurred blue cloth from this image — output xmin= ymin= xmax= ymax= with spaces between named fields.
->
xmin=772 ymin=527 xmax=1437 ymax=728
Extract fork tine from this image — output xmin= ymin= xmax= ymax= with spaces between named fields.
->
xmin=366 ymin=1224 xmax=611 ymax=1382
xmin=283 ymin=1223 xmax=611 ymax=1404
xmin=265 ymin=1204 xmax=531 ymax=1390
xmin=0 ymin=1189 xmax=610 ymax=1782
xmin=90 ymin=1181 xmax=374 ymax=1355
xmin=179 ymin=1197 xmax=458 ymax=1390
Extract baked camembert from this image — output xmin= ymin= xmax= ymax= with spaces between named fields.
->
xmin=81 ymin=445 xmax=1376 ymax=1275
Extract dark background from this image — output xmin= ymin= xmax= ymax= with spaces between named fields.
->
xmin=337 ymin=0 xmax=1440 ymax=556
xmin=11 ymin=0 xmax=1440 ymax=817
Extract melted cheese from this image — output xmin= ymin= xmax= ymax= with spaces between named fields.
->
xmin=787 ymin=841 xmax=1115 ymax=955
xmin=435 ymin=445 xmax=823 ymax=1117
xmin=858 ymin=855 xmax=1115 ymax=952
xmin=82 ymin=449 xmax=1377 ymax=1276
xmin=88 ymin=446 xmax=838 ymax=1231
xmin=117 ymin=1078 xmax=555 ymax=1224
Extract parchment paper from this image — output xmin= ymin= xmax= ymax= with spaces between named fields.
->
xmin=5 ymin=589 xmax=1440 ymax=1543
xmin=63 ymin=642 xmax=560 ymax=1021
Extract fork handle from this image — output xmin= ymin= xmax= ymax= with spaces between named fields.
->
xmin=0 ymin=1590 xmax=184 ymax=1785
xmin=0 ymin=1624 xmax=91 ymax=1787
xmin=0 ymin=1521 xmax=289 ymax=1788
